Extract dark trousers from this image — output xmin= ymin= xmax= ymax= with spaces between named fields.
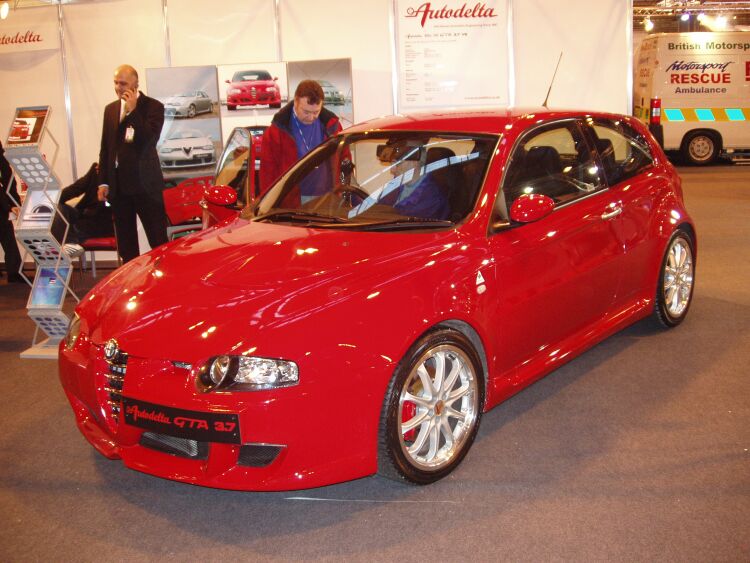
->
xmin=112 ymin=191 xmax=168 ymax=263
xmin=0 ymin=216 xmax=22 ymax=277
xmin=52 ymin=204 xmax=115 ymax=245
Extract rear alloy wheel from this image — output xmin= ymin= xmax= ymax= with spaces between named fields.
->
xmin=682 ymin=131 xmax=718 ymax=165
xmin=378 ymin=329 xmax=483 ymax=484
xmin=653 ymin=230 xmax=695 ymax=328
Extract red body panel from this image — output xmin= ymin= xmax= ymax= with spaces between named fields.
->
xmin=58 ymin=108 xmax=696 ymax=491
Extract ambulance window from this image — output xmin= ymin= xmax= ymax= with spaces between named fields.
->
xmin=591 ymin=120 xmax=654 ymax=186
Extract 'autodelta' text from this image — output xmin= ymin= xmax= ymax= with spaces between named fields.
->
xmin=405 ymin=2 xmax=497 ymax=28
xmin=0 ymin=31 xmax=43 ymax=45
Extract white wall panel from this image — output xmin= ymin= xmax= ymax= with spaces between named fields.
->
xmin=512 ymin=0 xmax=630 ymax=113
xmin=280 ymin=0 xmax=394 ymax=123
xmin=167 ymin=0 xmax=277 ymax=66
xmin=62 ymin=0 xmax=167 ymax=183
xmin=0 ymin=7 xmax=71 ymax=182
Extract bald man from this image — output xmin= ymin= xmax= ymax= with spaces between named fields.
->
xmin=97 ymin=64 xmax=168 ymax=263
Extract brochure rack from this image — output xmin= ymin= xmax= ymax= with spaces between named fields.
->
xmin=4 ymin=106 xmax=79 ymax=359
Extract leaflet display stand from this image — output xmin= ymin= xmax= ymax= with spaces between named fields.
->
xmin=4 ymin=106 xmax=79 ymax=359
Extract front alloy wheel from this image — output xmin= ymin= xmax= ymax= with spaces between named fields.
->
xmin=653 ymin=230 xmax=695 ymax=327
xmin=378 ymin=329 xmax=483 ymax=484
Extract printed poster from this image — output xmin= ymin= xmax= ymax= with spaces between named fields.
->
xmin=395 ymin=1 xmax=509 ymax=110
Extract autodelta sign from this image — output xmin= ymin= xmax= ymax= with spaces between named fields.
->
xmin=0 ymin=8 xmax=59 ymax=54
xmin=663 ymin=38 xmax=749 ymax=96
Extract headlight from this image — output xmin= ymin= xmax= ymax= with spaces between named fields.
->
xmin=160 ymin=147 xmax=180 ymax=154
xmin=197 ymin=355 xmax=299 ymax=392
xmin=228 ymin=88 xmax=241 ymax=95
xmin=198 ymin=144 xmax=214 ymax=151
xmin=64 ymin=313 xmax=81 ymax=350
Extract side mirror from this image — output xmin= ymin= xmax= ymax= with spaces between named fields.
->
xmin=509 ymin=193 xmax=555 ymax=223
xmin=225 ymin=79 xmax=231 ymax=84
xmin=205 ymin=185 xmax=238 ymax=207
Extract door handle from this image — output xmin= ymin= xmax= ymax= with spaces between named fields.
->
xmin=601 ymin=205 xmax=622 ymax=220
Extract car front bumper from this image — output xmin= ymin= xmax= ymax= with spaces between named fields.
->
xmin=58 ymin=336 xmax=377 ymax=491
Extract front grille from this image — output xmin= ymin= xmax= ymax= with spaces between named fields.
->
xmin=105 ymin=351 xmax=128 ymax=419
xmin=140 ymin=432 xmax=209 ymax=460
xmin=238 ymin=444 xmax=283 ymax=467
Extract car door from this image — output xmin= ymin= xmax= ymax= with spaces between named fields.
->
xmin=488 ymin=118 xmax=625 ymax=380
xmin=585 ymin=118 xmax=662 ymax=308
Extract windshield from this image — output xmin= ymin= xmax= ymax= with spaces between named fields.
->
xmin=252 ymin=132 xmax=496 ymax=229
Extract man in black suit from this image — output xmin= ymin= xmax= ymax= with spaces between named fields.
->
xmin=97 ymin=64 xmax=168 ymax=263
xmin=51 ymin=162 xmax=114 ymax=257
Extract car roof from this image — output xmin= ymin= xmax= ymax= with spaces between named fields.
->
xmin=344 ymin=108 xmax=628 ymax=136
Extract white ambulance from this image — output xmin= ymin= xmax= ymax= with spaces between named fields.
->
xmin=634 ymin=31 xmax=750 ymax=165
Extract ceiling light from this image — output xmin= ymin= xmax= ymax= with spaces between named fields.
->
xmin=644 ymin=18 xmax=654 ymax=32
xmin=0 ymin=2 xmax=9 ymax=20
xmin=680 ymin=13 xmax=690 ymax=22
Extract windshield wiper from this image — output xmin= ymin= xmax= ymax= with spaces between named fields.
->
xmin=254 ymin=210 xmax=349 ymax=224
xmin=357 ymin=217 xmax=455 ymax=231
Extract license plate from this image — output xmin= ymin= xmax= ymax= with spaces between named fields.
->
xmin=122 ymin=397 xmax=241 ymax=444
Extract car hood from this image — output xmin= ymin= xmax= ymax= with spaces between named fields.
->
xmin=231 ymin=79 xmax=276 ymax=88
xmin=164 ymin=97 xmax=192 ymax=106
xmin=162 ymin=137 xmax=210 ymax=148
xmin=79 ymin=217 xmax=460 ymax=361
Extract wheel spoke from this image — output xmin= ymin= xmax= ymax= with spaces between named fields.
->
xmin=445 ymin=381 xmax=470 ymax=406
xmin=426 ymin=418 xmax=440 ymax=460
xmin=442 ymin=355 xmax=462 ymax=395
xmin=444 ymin=404 xmax=466 ymax=423
xmin=404 ymin=391 xmax=431 ymax=410
xmin=416 ymin=364 xmax=435 ymax=399
xmin=408 ymin=418 xmax=431 ymax=455
xmin=432 ymin=352 xmax=446 ymax=392
xmin=401 ymin=408 xmax=429 ymax=434
xmin=439 ymin=415 xmax=454 ymax=452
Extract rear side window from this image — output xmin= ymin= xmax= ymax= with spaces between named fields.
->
xmin=591 ymin=119 xmax=654 ymax=186
xmin=502 ymin=120 xmax=604 ymax=209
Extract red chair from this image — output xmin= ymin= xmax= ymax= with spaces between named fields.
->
xmin=79 ymin=236 xmax=120 ymax=278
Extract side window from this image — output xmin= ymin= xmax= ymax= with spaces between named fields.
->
xmin=591 ymin=120 xmax=654 ymax=185
xmin=502 ymin=121 xmax=604 ymax=210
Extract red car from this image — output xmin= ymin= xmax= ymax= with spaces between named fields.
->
xmin=10 ymin=119 xmax=30 ymax=140
xmin=59 ymin=109 xmax=696 ymax=491
xmin=225 ymin=70 xmax=281 ymax=110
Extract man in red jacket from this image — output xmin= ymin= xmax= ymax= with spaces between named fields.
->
xmin=259 ymin=80 xmax=342 ymax=196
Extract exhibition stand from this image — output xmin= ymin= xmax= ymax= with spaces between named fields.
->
xmin=5 ymin=106 xmax=78 ymax=359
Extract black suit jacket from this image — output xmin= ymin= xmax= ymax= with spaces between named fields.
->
xmin=1 ymin=141 xmax=21 ymax=217
xmin=62 ymin=162 xmax=112 ymax=217
xmin=98 ymin=92 xmax=165 ymax=202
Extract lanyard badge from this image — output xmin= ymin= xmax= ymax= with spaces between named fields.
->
xmin=124 ymin=126 xmax=135 ymax=143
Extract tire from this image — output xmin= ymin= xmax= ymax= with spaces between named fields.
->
xmin=378 ymin=329 xmax=484 ymax=484
xmin=681 ymin=131 xmax=719 ymax=165
xmin=271 ymin=102 xmax=281 ymax=109
xmin=228 ymin=104 xmax=237 ymax=111
xmin=652 ymin=229 xmax=695 ymax=328
xmin=187 ymin=104 xmax=196 ymax=118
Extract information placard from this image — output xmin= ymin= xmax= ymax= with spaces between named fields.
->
xmin=395 ymin=1 xmax=509 ymax=111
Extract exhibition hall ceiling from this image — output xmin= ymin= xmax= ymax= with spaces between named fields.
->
xmin=634 ymin=0 xmax=750 ymax=32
